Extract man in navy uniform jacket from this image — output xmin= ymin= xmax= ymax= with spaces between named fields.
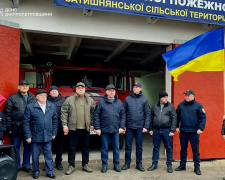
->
xmin=175 ymin=90 xmax=206 ymax=176
xmin=23 ymin=89 xmax=58 ymax=179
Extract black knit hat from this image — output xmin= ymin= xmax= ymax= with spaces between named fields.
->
xmin=49 ymin=86 xmax=59 ymax=93
xmin=36 ymin=89 xmax=47 ymax=95
xmin=159 ymin=91 xmax=168 ymax=99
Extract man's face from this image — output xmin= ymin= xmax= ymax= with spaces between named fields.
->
xmin=160 ymin=96 xmax=168 ymax=104
xmin=49 ymin=90 xmax=59 ymax=98
xmin=133 ymin=86 xmax=142 ymax=94
xmin=185 ymin=94 xmax=195 ymax=102
xmin=36 ymin=93 xmax=47 ymax=102
xmin=76 ymin=86 xmax=85 ymax=96
xmin=106 ymin=89 xmax=116 ymax=99
xmin=18 ymin=84 xmax=29 ymax=94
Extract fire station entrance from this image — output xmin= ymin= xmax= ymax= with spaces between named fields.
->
xmin=19 ymin=30 xmax=168 ymax=159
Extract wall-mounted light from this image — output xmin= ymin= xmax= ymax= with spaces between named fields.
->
xmin=146 ymin=17 xmax=159 ymax=24
xmin=83 ymin=9 xmax=93 ymax=17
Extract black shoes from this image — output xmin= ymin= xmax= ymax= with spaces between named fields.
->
xmin=121 ymin=164 xmax=130 ymax=170
xmin=194 ymin=167 xmax=201 ymax=175
xmin=56 ymin=164 xmax=63 ymax=171
xmin=148 ymin=164 xmax=157 ymax=171
xmin=114 ymin=166 xmax=121 ymax=172
xmin=33 ymin=174 xmax=39 ymax=179
xmin=167 ymin=166 xmax=173 ymax=173
xmin=46 ymin=174 xmax=56 ymax=179
xmin=136 ymin=164 xmax=145 ymax=172
xmin=101 ymin=167 xmax=107 ymax=173
xmin=22 ymin=167 xmax=32 ymax=173
xmin=175 ymin=165 xmax=186 ymax=171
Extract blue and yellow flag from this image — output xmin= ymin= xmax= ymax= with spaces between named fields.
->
xmin=162 ymin=27 xmax=224 ymax=81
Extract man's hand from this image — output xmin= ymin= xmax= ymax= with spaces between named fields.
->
xmin=90 ymin=126 xmax=94 ymax=131
xmin=149 ymin=131 xmax=153 ymax=135
xmin=52 ymin=136 xmax=56 ymax=139
xmin=119 ymin=128 xmax=124 ymax=133
xmin=197 ymin=129 xmax=203 ymax=134
xmin=96 ymin=129 xmax=101 ymax=136
xmin=176 ymin=128 xmax=179 ymax=133
xmin=26 ymin=138 xmax=31 ymax=144
xmin=142 ymin=128 xmax=147 ymax=133
xmin=223 ymin=135 xmax=225 ymax=140
xmin=169 ymin=132 xmax=174 ymax=137
xmin=63 ymin=126 xmax=69 ymax=133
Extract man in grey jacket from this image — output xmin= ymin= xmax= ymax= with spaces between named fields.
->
xmin=61 ymin=82 xmax=96 ymax=175
xmin=148 ymin=91 xmax=177 ymax=173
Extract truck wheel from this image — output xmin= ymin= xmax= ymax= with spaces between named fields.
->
xmin=119 ymin=134 xmax=125 ymax=150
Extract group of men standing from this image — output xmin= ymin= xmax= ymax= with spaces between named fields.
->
xmin=3 ymin=80 xmax=207 ymax=179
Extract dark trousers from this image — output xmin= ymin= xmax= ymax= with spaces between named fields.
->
xmin=125 ymin=128 xmax=144 ymax=165
xmin=179 ymin=131 xmax=200 ymax=168
xmin=12 ymin=136 xmax=31 ymax=169
xmin=101 ymin=133 xmax=119 ymax=168
xmin=31 ymin=142 xmax=53 ymax=175
xmin=54 ymin=128 xmax=64 ymax=166
xmin=152 ymin=129 xmax=173 ymax=166
xmin=68 ymin=129 xmax=90 ymax=167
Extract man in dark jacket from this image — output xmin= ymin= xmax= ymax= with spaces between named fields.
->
xmin=4 ymin=80 xmax=36 ymax=171
xmin=94 ymin=85 xmax=125 ymax=173
xmin=175 ymin=90 xmax=206 ymax=175
xmin=148 ymin=91 xmax=177 ymax=173
xmin=0 ymin=110 xmax=6 ymax=145
xmin=121 ymin=82 xmax=150 ymax=172
xmin=47 ymin=86 xmax=65 ymax=170
xmin=23 ymin=89 xmax=58 ymax=179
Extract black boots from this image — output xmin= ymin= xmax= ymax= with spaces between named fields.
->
xmin=147 ymin=164 xmax=157 ymax=171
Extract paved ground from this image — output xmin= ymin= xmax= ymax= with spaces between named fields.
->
xmin=16 ymin=134 xmax=225 ymax=180
xmin=17 ymin=158 xmax=225 ymax=180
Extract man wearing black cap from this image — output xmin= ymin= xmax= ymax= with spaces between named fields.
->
xmin=23 ymin=89 xmax=58 ymax=179
xmin=121 ymin=82 xmax=150 ymax=172
xmin=61 ymin=82 xmax=96 ymax=175
xmin=4 ymin=80 xmax=36 ymax=172
xmin=175 ymin=90 xmax=206 ymax=175
xmin=148 ymin=91 xmax=177 ymax=173
xmin=94 ymin=84 xmax=125 ymax=173
xmin=47 ymin=86 xmax=65 ymax=170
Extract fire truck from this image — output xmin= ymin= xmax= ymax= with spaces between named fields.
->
xmin=20 ymin=66 xmax=135 ymax=149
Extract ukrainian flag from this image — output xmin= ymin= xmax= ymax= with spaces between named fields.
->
xmin=162 ymin=27 xmax=224 ymax=81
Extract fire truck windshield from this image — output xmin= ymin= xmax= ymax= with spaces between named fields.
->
xmin=51 ymin=69 xmax=114 ymax=89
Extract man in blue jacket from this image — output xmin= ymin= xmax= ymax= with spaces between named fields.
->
xmin=175 ymin=90 xmax=206 ymax=176
xmin=23 ymin=89 xmax=58 ymax=179
xmin=121 ymin=82 xmax=150 ymax=172
xmin=94 ymin=85 xmax=125 ymax=173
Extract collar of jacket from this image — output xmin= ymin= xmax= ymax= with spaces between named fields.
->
xmin=103 ymin=94 xmax=118 ymax=103
xmin=184 ymin=98 xmax=195 ymax=105
xmin=157 ymin=101 xmax=169 ymax=107
xmin=47 ymin=93 xmax=62 ymax=102
xmin=34 ymin=101 xmax=51 ymax=109
xmin=130 ymin=91 xmax=143 ymax=98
